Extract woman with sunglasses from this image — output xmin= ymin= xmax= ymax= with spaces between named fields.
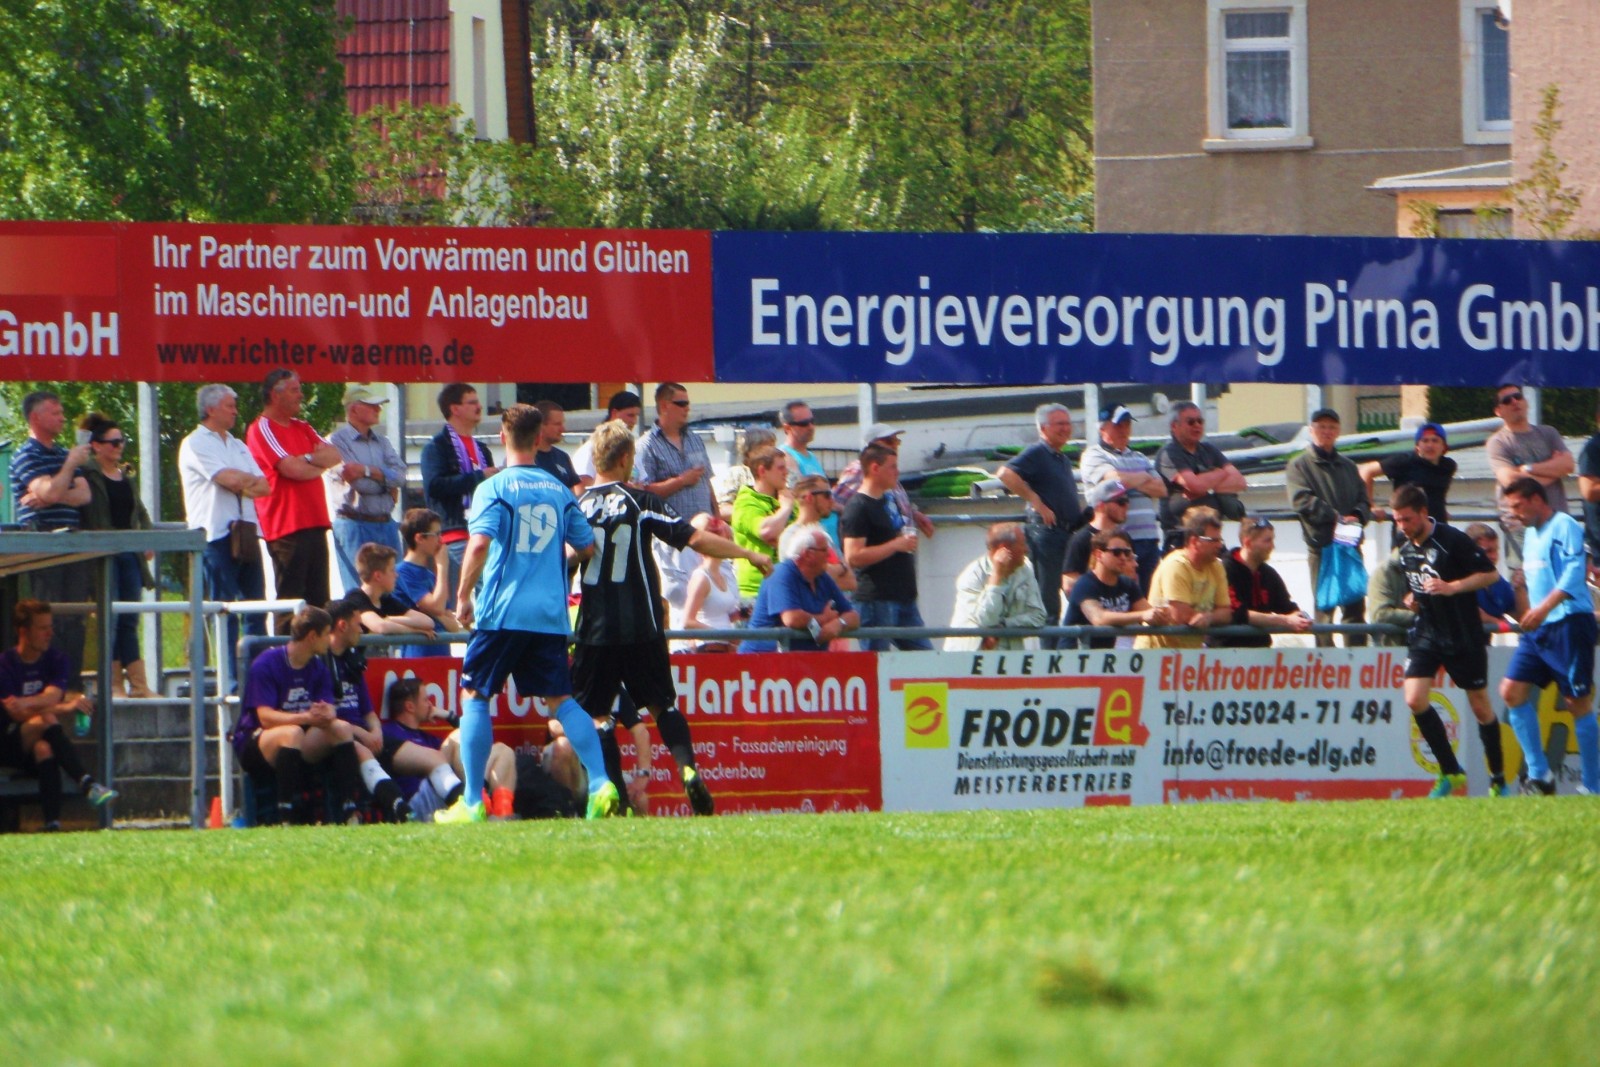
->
xmin=76 ymin=412 xmax=156 ymax=698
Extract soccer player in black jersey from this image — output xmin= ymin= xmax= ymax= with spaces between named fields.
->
xmin=573 ymin=420 xmax=774 ymax=815
xmin=1391 ymin=484 xmax=1508 ymax=797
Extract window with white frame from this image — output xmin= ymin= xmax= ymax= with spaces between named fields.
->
xmin=1206 ymin=0 xmax=1310 ymax=149
xmin=1460 ymin=2 xmax=1510 ymax=144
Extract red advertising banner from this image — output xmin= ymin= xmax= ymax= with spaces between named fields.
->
xmin=366 ymin=652 xmax=882 ymax=817
xmin=0 ymin=220 xmax=712 ymax=383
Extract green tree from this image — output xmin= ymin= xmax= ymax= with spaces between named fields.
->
xmin=533 ymin=17 xmax=892 ymax=230
xmin=527 ymin=2 xmax=1094 ymax=232
xmin=0 ymin=0 xmax=354 ymax=222
xmin=781 ymin=1 xmax=1094 ymax=232
xmin=351 ymin=103 xmax=585 ymax=228
xmin=0 ymin=0 xmax=356 ymax=584
xmin=1512 ymin=84 xmax=1591 ymax=241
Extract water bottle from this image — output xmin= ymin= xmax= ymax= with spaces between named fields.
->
xmin=74 ymin=709 xmax=91 ymax=737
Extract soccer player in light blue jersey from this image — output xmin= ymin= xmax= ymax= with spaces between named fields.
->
xmin=1498 ymin=477 xmax=1599 ymax=795
xmin=437 ymin=403 xmax=618 ymax=822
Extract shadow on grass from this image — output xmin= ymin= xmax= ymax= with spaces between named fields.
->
xmin=1034 ymin=957 xmax=1144 ymax=1009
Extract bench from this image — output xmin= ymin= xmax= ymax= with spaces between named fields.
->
xmin=0 ymin=766 xmax=47 ymax=832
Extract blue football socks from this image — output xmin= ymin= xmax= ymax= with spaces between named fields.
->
xmin=553 ymin=697 xmax=609 ymax=795
xmin=1506 ymin=701 xmax=1548 ymax=782
xmin=458 ymin=694 xmax=492 ymax=808
xmin=1574 ymin=712 xmax=1599 ymax=793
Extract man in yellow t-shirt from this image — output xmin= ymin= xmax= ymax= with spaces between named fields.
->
xmin=1135 ymin=506 xmax=1232 ymax=650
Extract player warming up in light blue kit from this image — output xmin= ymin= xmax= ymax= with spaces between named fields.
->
xmin=1498 ymin=477 xmax=1600 ymax=795
xmin=436 ymin=403 xmax=618 ymax=822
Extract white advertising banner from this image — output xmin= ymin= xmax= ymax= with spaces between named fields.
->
xmin=878 ymin=647 xmax=1514 ymax=812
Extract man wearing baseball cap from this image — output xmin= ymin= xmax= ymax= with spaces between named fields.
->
xmin=329 ymin=384 xmax=405 ymax=596
xmin=1360 ymin=421 xmax=1457 ymax=526
xmin=832 ymin=422 xmax=934 ymax=540
xmin=1062 ymin=479 xmax=1131 ymax=591
xmin=1079 ymin=404 xmax=1167 ymax=593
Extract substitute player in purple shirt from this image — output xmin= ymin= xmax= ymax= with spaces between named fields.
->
xmin=234 ymin=605 xmax=366 ymax=825
xmin=0 ymin=600 xmax=117 ymax=830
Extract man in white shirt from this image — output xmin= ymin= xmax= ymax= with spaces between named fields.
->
xmin=178 ymin=384 xmax=273 ymax=658
xmin=573 ymin=390 xmax=642 ymax=488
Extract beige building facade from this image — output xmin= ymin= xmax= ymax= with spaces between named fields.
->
xmin=1093 ymin=0 xmax=1512 ymax=236
xmin=1093 ymin=0 xmax=1517 ymax=429
xmin=1509 ymin=0 xmax=1599 ymax=236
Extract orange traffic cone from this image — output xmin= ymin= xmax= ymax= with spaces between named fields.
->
xmin=208 ymin=796 xmax=224 ymax=829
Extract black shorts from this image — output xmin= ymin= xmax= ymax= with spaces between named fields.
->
xmin=238 ymin=731 xmax=274 ymax=778
xmin=1404 ymin=642 xmax=1489 ymax=691
xmin=1 ymin=721 xmax=31 ymax=768
xmin=378 ymin=734 xmax=410 ymax=772
xmin=572 ymin=639 xmax=677 ymax=717
xmin=512 ymin=752 xmax=581 ymax=819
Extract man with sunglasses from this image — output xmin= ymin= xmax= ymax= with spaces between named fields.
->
xmin=637 ymin=383 xmax=716 ymax=610
xmin=779 ymin=401 xmax=836 ymax=545
xmin=1063 ymin=479 xmax=1131 ymax=591
xmin=1136 ymin=507 xmax=1231 ymax=650
xmin=1155 ymin=400 xmax=1247 ymax=554
xmin=1487 ymin=384 xmax=1571 ymax=566
xmin=1065 ymin=530 xmax=1167 ymax=650
xmin=636 ymin=382 xmax=713 ymax=523
xmin=1220 ymin=516 xmax=1312 ymax=648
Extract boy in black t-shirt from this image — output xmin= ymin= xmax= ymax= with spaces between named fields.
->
xmin=347 ymin=543 xmax=436 ymax=643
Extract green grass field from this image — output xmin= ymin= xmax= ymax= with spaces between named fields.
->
xmin=3 ymin=800 xmax=1597 ymax=1066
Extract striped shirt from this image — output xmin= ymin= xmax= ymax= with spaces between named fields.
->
xmin=10 ymin=438 xmax=81 ymax=530
xmin=246 ymin=416 xmax=331 ymax=541
xmin=635 ymin=423 xmax=714 ymax=521
xmin=1079 ymin=440 xmax=1161 ymax=543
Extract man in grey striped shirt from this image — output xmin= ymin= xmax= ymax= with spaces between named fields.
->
xmin=1079 ymin=404 xmax=1168 ymax=594
xmin=327 ymin=384 xmax=405 ymax=596
xmin=634 ymin=383 xmax=715 ymax=611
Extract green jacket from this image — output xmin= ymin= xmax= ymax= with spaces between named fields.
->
xmin=1366 ymin=550 xmax=1414 ymax=647
xmin=1285 ymin=446 xmax=1372 ymax=549
xmin=78 ymin=464 xmax=156 ymax=589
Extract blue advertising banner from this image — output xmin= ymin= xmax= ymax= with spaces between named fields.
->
xmin=711 ymin=232 xmax=1600 ymax=386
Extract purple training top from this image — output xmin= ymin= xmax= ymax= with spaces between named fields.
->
xmin=380 ymin=719 xmax=442 ymax=798
xmin=327 ymin=649 xmax=372 ymax=727
xmin=233 ymin=645 xmax=335 ymax=751
xmin=0 ymin=647 xmax=71 ymax=701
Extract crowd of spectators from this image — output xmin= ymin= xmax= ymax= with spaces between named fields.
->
xmin=12 ymin=378 xmax=1599 ymax=826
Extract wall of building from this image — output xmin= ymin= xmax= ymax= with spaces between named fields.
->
xmin=1093 ymin=0 xmax=1509 ymax=236
xmin=1512 ymin=0 xmax=1600 ymax=236
xmin=450 ymin=0 xmax=509 ymax=140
